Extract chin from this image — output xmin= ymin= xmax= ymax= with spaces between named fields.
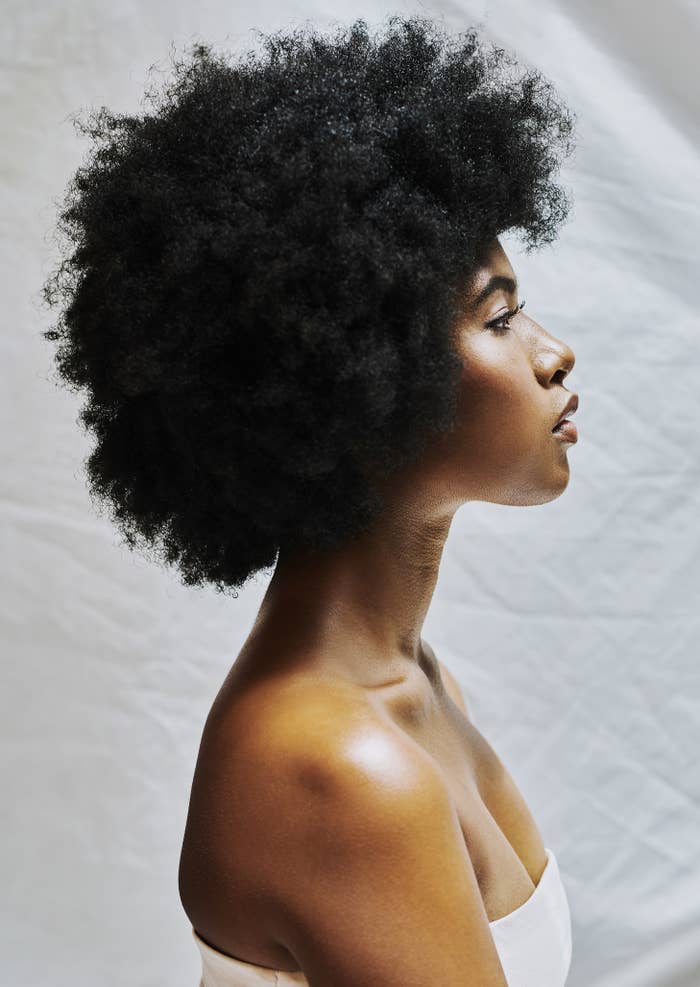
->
xmin=498 ymin=469 xmax=571 ymax=506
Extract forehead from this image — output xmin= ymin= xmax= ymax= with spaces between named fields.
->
xmin=464 ymin=240 xmax=518 ymax=308
xmin=472 ymin=238 xmax=515 ymax=283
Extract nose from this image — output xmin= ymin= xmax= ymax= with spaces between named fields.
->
xmin=534 ymin=327 xmax=575 ymax=386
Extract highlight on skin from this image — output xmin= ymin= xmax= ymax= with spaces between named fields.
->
xmin=41 ymin=15 xmax=577 ymax=596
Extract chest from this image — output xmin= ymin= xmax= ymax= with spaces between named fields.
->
xmin=373 ymin=682 xmax=547 ymax=921
xmin=424 ymin=711 xmax=547 ymax=921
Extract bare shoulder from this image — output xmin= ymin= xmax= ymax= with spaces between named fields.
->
xmin=203 ymin=671 xmax=437 ymax=812
xmin=210 ymin=678 xmax=506 ymax=985
xmin=438 ymin=659 xmax=470 ymax=716
xmin=179 ymin=676 xmax=387 ymax=924
xmin=195 ymin=650 xmax=470 ymax=844
xmin=183 ymin=673 xmax=442 ymax=907
xmin=421 ymin=639 xmax=470 ymax=718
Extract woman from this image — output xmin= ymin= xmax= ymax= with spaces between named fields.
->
xmin=42 ymin=15 xmax=578 ymax=986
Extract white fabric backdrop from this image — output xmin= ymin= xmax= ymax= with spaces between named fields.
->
xmin=3 ymin=1 xmax=699 ymax=985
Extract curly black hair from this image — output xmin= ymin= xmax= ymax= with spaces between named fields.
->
xmin=41 ymin=14 xmax=577 ymax=596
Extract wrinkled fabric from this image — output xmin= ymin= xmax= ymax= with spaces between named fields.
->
xmin=3 ymin=2 xmax=699 ymax=987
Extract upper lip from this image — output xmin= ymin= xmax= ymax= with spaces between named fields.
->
xmin=553 ymin=393 xmax=579 ymax=430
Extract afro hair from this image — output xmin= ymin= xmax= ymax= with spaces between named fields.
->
xmin=41 ymin=14 xmax=577 ymax=596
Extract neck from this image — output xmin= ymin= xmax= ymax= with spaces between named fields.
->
xmin=254 ymin=497 xmax=456 ymax=686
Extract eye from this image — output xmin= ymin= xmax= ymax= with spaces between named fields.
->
xmin=486 ymin=299 xmax=526 ymax=333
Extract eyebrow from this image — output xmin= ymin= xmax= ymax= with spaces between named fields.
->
xmin=468 ymin=274 xmax=519 ymax=309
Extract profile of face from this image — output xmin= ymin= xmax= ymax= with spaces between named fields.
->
xmin=423 ymin=238 xmax=578 ymax=510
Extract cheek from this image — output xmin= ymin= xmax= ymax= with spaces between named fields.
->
xmin=448 ymin=367 xmax=551 ymax=493
xmin=457 ymin=354 xmax=533 ymax=440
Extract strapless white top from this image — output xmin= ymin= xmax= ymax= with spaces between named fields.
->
xmin=192 ymin=846 xmax=572 ymax=987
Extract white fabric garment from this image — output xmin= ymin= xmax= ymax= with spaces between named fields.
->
xmin=192 ymin=847 xmax=572 ymax=987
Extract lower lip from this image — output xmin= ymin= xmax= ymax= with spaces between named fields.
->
xmin=552 ymin=420 xmax=578 ymax=443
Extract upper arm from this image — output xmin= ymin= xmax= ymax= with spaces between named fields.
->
xmin=272 ymin=730 xmax=507 ymax=987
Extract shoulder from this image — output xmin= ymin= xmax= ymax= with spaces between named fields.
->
xmin=421 ymin=640 xmax=469 ymax=718
xmin=208 ymin=681 xmax=505 ymax=985
xmin=202 ymin=647 xmax=469 ymax=797
xmin=438 ymin=659 xmax=469 ymax=714
xmin=207 ymin=672 xmax=438 ymax=802
xmin=193 ymin=682 xmax=451 ymax=897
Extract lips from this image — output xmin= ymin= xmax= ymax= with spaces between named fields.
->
xmin=553 ymin=420 xmax=578 ymax=442
xmin=552 ymin=394 xmax=579 ymax=432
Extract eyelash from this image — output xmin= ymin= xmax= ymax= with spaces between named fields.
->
xmin=486 ymin=299 xmax=526 ymax=333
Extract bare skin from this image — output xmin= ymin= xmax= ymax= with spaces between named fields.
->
xmin=179 ymin=236 xmax=577 ymax=979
